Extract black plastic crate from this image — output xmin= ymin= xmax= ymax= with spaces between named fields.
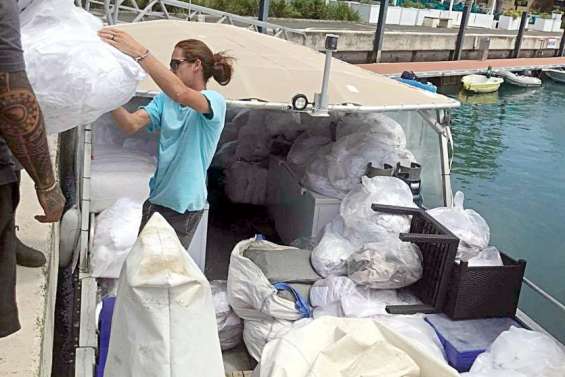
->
xmin=371 ymin=204 xmax=459 ymax=315
xmin=444 ymin=252 xmax=526 ymax=320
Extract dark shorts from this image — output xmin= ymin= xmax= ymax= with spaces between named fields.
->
xmin=0 ymin=178 xmax=20 ymax=338
xmin=139 ymin=200 xmax=203 ymax=250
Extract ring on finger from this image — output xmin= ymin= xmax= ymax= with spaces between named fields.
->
xmin=111 ymin=34 xmax=115 ymax=41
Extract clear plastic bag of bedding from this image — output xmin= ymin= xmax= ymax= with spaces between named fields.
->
xmin=340 ymin=176 xmax=416 ymax=244
xmin=427 ymin=191 xmax=490 ymax=261
xmin=346 ymin=238 xmax=423 ymax=289
xmin=325 ymin=132 xmax=417 ymax=195
xmin=467 ymin=326 xmax=565 ymax=377
xmin=19 ymin=0 xmax=145 ymax=133
xmin=336 ymin=113 xmax=407 ymax=148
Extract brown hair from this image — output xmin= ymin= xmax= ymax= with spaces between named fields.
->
xmin=174 ymin=39 xmax=234 ymax=86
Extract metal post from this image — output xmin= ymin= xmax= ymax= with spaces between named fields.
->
xmin=371 ymin=0 xmax=389 ymax=63
xmin=452 ymin=4 xmax=471 ymax=61
xmin=558 ymin=29 xmax=565 ymax=57
xmin=258 ymin=0 xmax=270 ymax=34
xmin=315 ymin=35 xmax=339 ymax=116
xmin=513 ymin=12 xmax=528 ymax=58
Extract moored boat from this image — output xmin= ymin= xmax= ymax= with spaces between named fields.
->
xmin=497 ymin=70 xmax=542 ymax=88
xmin=461 ymin=74 xmax=504 ymax=94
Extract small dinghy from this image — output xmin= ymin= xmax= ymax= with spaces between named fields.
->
xmin=497 ymin=70 xmax=542 ymax=88
xmin=543 ymin=68 xmax=565 ymax=84
xmin=461 ymin=74 xmax=504 ymax=94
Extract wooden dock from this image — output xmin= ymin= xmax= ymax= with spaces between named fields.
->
xmin=358 ymin=57 xmax=565 ymax=78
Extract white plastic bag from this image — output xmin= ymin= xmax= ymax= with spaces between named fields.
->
xmin=211 ymin=281 xmax=242 ymax=351
xmin=468 ymin=326 xmax=565 ymax=377
xmin=287 ymin=134 xmax=332 ymax=171
xmin=309 ymin=276 xmax=420 ymax=319
xmin=311 ymin=217 xmax=360 ymax=277
xmin=211 ymin=140 xmax=238 ymax=169
xmin=467 ymin=246 xmax=504 ymax=267
xmin=225 ymin=161 xmax=268 ymax=205
xmin=19 ymin=0 xmax=145 ymax=133
xmin=301 ymin=153 xmax=344 ymax=199
xmin=336 ymin=113 xmax=407 ymax=148
xmin=340 ymin=176 xmax=416 ymax=244
xmin=104 ymin=213 xmax=224 ymax=377
xmin=90 ymin=198 xmax=142 ymax=279
xmin=347 ymin=239 xmax=423 ymax=289
xmin=90 ymin=145 xmax=156 ymax=213
xmin=326 ymin=133 xmax=415 ymax=195
xmin=227 ymin=239 xmax=307 ymax=321
xmin=264 ymin=110 xmax=303 ymax=140
xmin=428 ymin=192 xmax=490 ymax=261
xmin=235 ymin=121 xmax=272 ymax=162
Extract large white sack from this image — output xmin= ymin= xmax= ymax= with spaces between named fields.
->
xmin=211 ymin=281 xmax=242 ymax=351
xmin=243 ymin=318 xmax=295 ymax=362
xmin=258 ymin=317 xmax=420 ymax=377
xmin=225 ymin=161 xmax=268 ymax=205
xmin=375 ymin=316 xmax=447 ymax=363
xmin=340 ymin=176 xmax=416 ymax=243
xmin=336 ymin=113 xmax=407 ymax=148
xmin=427 ymin=191 xmax=490 ymax=261
xmin=227 ymin=239 xmax=307 ymax=321
xmin=347 ymin=239 xmax=422 ymax=290
xmin=468 ymin=326 xmax=565 ymax=377
xmin=104 ymin=213 xmax=224 ymax=377
xmin=90 ymin=198 xmax=142 ymax=278
xmin=19 ymin=0 xmax=145 ymax=134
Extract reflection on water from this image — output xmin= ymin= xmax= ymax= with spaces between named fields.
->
xmin=444 ymin=81 xmax=565 ymax=342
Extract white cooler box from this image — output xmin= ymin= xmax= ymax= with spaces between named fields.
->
xmin=267 ymin=156 xmax=340 ymax=245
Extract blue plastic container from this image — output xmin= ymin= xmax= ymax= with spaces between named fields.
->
xmin=96 ymin=297 xmax=116 ymax=377
xmin=425 ymin=314 xmax=521 ymax=372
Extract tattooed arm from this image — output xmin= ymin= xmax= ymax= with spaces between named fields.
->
xmin=0 ymin=71 xmax=65 ymax=223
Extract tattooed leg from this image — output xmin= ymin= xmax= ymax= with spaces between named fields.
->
xmin=0 ymin=71 xmax=54 ymax=190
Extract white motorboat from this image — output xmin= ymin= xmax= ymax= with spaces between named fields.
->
xmin=497 ymin=70 xmax=542 ymax=88
xmin=543 ymin=68 xmax=565 ymax=84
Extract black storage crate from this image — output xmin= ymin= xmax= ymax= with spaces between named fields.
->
xmin=444 ymin=252 xmax=526 ymax=320
xmin=371 ymin=204 xmax=459 ymax=315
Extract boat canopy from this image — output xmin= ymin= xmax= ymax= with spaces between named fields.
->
xmin=115 ymin=20 xmax=460 ymax=112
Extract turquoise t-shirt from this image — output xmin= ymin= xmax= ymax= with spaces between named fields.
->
xmin=143 ymin=90 xmax=226 ymax=213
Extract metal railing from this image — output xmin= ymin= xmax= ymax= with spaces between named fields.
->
xmin=77 ymin=0 xmax=306 ymax=43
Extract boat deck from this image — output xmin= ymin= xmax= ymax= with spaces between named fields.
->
xmin=358 ymin=56 xmax=565 ymax=78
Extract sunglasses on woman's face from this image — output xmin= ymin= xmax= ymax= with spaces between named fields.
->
xmin=170 ymin=59 xmax=189 ymax=71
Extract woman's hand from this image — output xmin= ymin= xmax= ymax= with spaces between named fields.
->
xmin=98 ymin=27 xmax=147 ymax=58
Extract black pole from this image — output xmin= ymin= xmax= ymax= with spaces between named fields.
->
xmin=558 ymin=29 xmax=565 ymax=57
xmin=258 ymin=0 xmax=270 ymax=34
xmin=371 ymin=0 xmax=389 ymax=63
xmin=452 ymin=4 xmax=471 ymax=61
xmin=513 ymin=12 xmax=528 ymax=58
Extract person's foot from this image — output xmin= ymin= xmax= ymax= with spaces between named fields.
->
xmin=15 ymin=237 xmax=46 ymax=268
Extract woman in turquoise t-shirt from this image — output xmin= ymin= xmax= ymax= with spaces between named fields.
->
xmin=98 ymin=27 xmax=234 ymax=249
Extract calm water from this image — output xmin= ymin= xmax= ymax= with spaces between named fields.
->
xmin=445 ymin=82 xmax=565 ymax=342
